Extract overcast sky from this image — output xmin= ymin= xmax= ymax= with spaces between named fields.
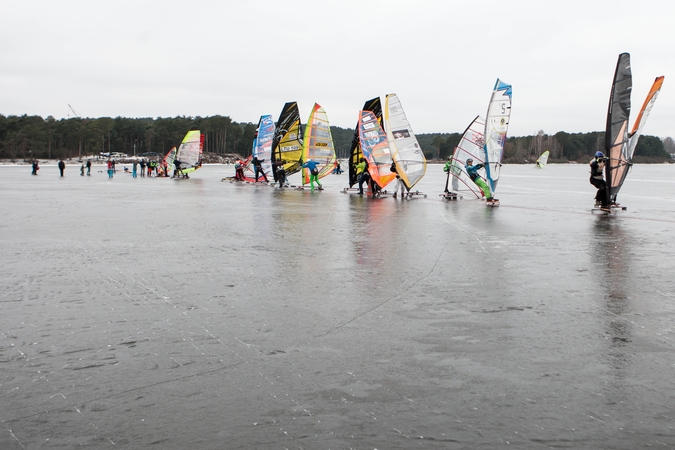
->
xmin=2 ymin=0 xmax=673 ymax=138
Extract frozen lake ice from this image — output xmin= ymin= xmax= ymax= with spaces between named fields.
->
xmin=1 ymin=162 xmax=675 ymax=449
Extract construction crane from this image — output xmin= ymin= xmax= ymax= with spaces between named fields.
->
xmin=67 ymin=104 xmax=81 ymax=118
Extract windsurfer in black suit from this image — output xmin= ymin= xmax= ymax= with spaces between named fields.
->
xmin=272 ymin=159 xmax=287 ymax=187
xmin=589 ymin=151 xmax=609 ymax=209
xmin=174 ymin=159 xmax=182 ymax=178
xmin=252 ymin=156 xmax=268 ymax=182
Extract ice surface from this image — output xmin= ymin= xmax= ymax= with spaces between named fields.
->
xmin=1 ymin=162 xmax=675 ymax=449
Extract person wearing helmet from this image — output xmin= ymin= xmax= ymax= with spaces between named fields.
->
xmin=302 ymin=159 xmax=323 ymax=191
xmin=590 ymin=151 xmax=609 ymax=209
xmin=465 ymin=158 xmax=496 ymax=202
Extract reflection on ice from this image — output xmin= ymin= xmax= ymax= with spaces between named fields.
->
xmin=1 ymin=164 xmax=675 ymax=448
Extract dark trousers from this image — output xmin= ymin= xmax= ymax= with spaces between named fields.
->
xmin=590 ymin=177 xmax=607 ymax=206
xmin=255 ymin=167 xmax=267 ymax=182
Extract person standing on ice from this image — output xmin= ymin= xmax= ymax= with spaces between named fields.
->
xmin=356 ymin=158 xmax=368 ymax=195
xmin=252 ymin=156 xmax=268 ymax=182
xmin=272 ymin=159 xmax=287 ymax=187
xmin=390 ymin=160 xmax=405 ymax=198
xmin=302 ymin=159 xmax=323 ymax=191
xmin=58 ymin=159 xmax=65 ymax=177
xmin=465 ymin=158 xmax=496 ymax=202
xmin=443 ymin=156 xmax=459 ymax=192
xmin=589 ymin=151 xmax=609 ymax=209
xmin=31 ymin=160 xmax=39 ymax=175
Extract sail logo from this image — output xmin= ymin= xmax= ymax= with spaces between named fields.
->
xmin=316 ymin=142 xmax=328 ymax=147
xmin=283 ymin=145 xmax=301 ymax=151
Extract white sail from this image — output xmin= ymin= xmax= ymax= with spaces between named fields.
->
xmin=483 ymin=79 xmax=512 ymax=194
xmin=385 ymin=93 xmax=426 ymax=189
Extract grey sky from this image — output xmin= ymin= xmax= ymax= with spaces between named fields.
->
xmin=2 ymin=0 xmax=673 ymax=138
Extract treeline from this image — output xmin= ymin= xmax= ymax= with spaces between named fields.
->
xmin=1 ymin=114 xmax=672 ymax=163
xmin=417 ymin=130 xmax=674 ymax=163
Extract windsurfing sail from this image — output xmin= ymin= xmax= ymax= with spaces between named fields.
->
xmin=604 ymin=52 xmax=664 ymax=204
xmin=348 ymin=97 xmax=382 ymax=187
xmin=301 ymin=103 xmax=337 ymax=185
xmin=175 ymin=130 xmax=203 ymax=175
xmin=271 ymin=102 xmax=303 ymax=176
xmin=243 ymin=115 xmax=275 ymax=182
xmin=385 ymin=93 xmax=426 ymax=189
xmin=627 ymin=76 xmax=664 ymax=156
xmin=536 ymin=150 xmax=549 ymax=168
xmin=448 ymin=115 xmax=486 ymax=198
xmin=162 ymin=146 xmax=177 ymax=176
xmin=483 ymin=79 xmax=512 ymax=195
xmin=358 ymin=110 xmax=396 ymax=189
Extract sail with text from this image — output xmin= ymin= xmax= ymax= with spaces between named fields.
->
xmin=301 ymin=103 xmax=337 ymax=185
xmin=175 ymin=130 xmax=203 ymax=176
xmin=605 ymin=52 xmax=664 ymax=205
xmin=271 ymin=102 xmax=304 ymax=177
xmin=243 ymin=115 xmax=275 ymax=182
xmin=348 ymin=97 xmax=382 ymax=188
xmin=358 ymin=110 xmax=396 ymax=189
xmin=448 ymin=115 xmax=486 ymax=198
xmin=483 ymin=79 xmax=512 ymax=196
xmin=385 ymin=93 xmax=426 ymax=190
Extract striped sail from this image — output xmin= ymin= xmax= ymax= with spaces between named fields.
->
xmin=301 ymin=103 xmax=337 ymax=185
xmin=449 ymin=115 xmax=486 ymax=198
xmin=358 ymin=110 xmax=396 ymax=189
